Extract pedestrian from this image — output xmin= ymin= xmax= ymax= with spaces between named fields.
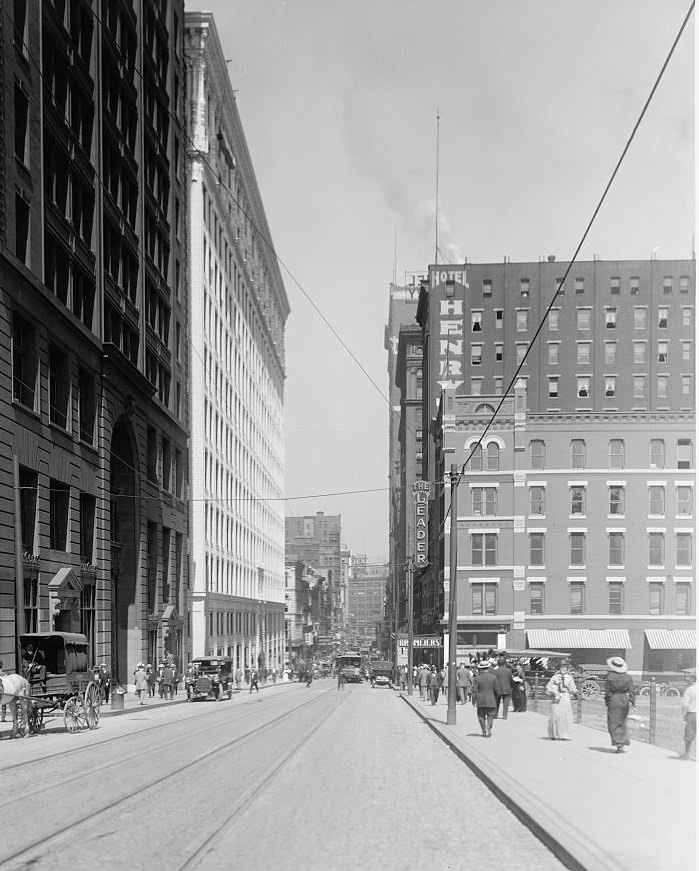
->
xmin=680 ymin=671 xmax=696 ymax=760
xmin=494 ymin=654 xmax=513 ymax=719
xmin=400 ymin=666 xmax=407 ymax=692
xmin=429 ymin=666 xmax=440 ymax=705
xmin=456 ymin=663 xmax=471 ymax=704
xmin=604 ymin=656 xmax=636 ymax=753
xmin=546 ymin=661 xmax=577 ymax=739
xmin=337 ymin=669 xmax=345 ymax=691
xmin=418 ymin=665 xmax=429 ymax=700
xmin=511 ymin=666 xmax=527 ymax=712
xmin=161 ymin=661 xmax=174 ymax=699
xmin=134 ymin=663 xmax=148 ymax=705
xmin=249 ymin=668 xmax=259 ymax=693
xmin=473 ymin=660 xmax=498 ymax=737
xmin=439 ymin=666 xmax=447 ymax=695
xmin=100 ymin=663 xmax=112 ymax=704
xmin=234 ymin=666 xmax=242 ymax=690
xmin=0 ymin=659 xmax=6 ymax=722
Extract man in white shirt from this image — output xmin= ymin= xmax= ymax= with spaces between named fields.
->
xmin=681 ymin=672 xmax=696 ymax=760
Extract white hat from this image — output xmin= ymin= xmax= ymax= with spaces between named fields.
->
xmin=606 ymin=656 xmax=628 ymax=674
xmin=477 ymin=660 xmax=491 ymax=669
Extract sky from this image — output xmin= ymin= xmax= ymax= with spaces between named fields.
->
xmin=188 ymin=0 xmax=694 ymax=563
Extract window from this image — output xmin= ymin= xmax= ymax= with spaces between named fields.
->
xmin=658 ymin=307 xmax=668 ymax=328
xmin=470 ymin=378 xmax=482 ymax=396
xmin=663 ymin=276 xmax=673 ymax=295
xmin=548 ymin=343 xmax=559 ymax=364
xmin=471 ymin=311 xmax=483 ymax=332
xmin=610 ymin=276 xmax=620 ymax=295
xmin=49 ymin=479 xmax=70 ymax=551
xmin=19 ymin=466 xmax=38 ymax=553
xmin=681 ymin=375 xmax=692 ymax=396
xmin=575 ymin=277 xmax=585 ymax=294
xmin=633 ymin=376 xmax=645 ymax=399
xmin=676 ymin=486 xmax=692 ymax=516
xmin=548 ymin=377 xmax=559 ymax=398
xmin=471 ymin=344 xmax=482 ymax=366
xmin=548 ymin=310 xmax=559 ymax=331
xmin=147 ymin=427 xmax=158 ymax=482
xmin=677 ymin=439 xmax=692 ymax=469
xmin=24 ymin=575 xmax=38 ymax=633
xmin=529 ymin=583 xmax=544 ymax=615
xmin=657 ymin=375 xmax=668 ymax=400
xmin=472 ymin=583 xmax=497 ymax=616
xmin=555 ymin=277 xmax=564 ymax=295
xmin=577 ymin=309 xmax=591 ymax=330
xmin=495 ymin=343 xmax=503 ymax=361
xmin=482 ymin=279 xmax=492 ymax=297
xmin=570 ymin=532 xmax=586 ymax=566
xmin=634 ymin=308 xmax=647 ymax=330
xmin=495 ymin=309 xmax=503 ymax=329
xmin=605 ymin=308 xmax=617 ymax=329
xmin=649 ymin=583 xmax=664 ymax=616
xmin=520 ymin=278 xmax=530 ymax=297
xmin=605 ymin=342 xmax=617 ymax=364
xmin=530 ymin=440 xmax=545 ymax=469
xmin=570 ymin=486 xmax=586 ymax=515
xmin=570 ymin=582 xmax=585 ymax=615
xmin=609 ymin=439 xmax=624 ymax=469
xmin=676 ymin=533 xmax=692 ymax=567
xmin=577 ymin=343 xmax=591 ymax=364
xmin=577 ymin=376 xmax=591 ymax=399
xmin=682 ymin=307 xmax=693 ymax=327
xmin=15 ymin=194 xmax=30 ymax=264
xmin=634 ymin=341 xmax=646 ymax=363
xmin=80 ymin=493 xmax=96 ymax=563
xmin=13 ymin=0 xmax=27 ymax=48
xmin=604 ymin=377 xmax=616 ymax=398
xmin=676 ymin=583 xmax=691 ymax=616
xmin=49 ymin=343 xmax=70 ymax=429
xmin=467 ymin=443 xmax=482 ymax=472
xmin=529 ymin=486 xmax=545 ymax=516
xmin=78 ymin=369 xmax=96 ymax=444
xmin=472 ymin=488 xmax=497 ymax=516
xmin=162 ymin=438 xmax=172 ymax=492
xmin=648 ymin=486 xmax=665 ymax=516
xmin=14 ymin=84 xmax=29 ymax=164
xmin=571 ymin=439 xmax=586 ymax=469
xmin=609 ymin=486 xmax=624 ymax=516
xmin=515 ymin=343 xmax=528 ymax=364
xmin=679 ymin=276 xmax=689 ymax=294
xmin=681 ymin=341 xmax=692 ymax=361
xmin=649 ymin=533 xmax=664 ymax=566
xmin=609 ymin=533 xmax=625 ymax=566
xmin=471 ymin=533 xmax=497 ymax=566
xmin=494 ymin=377 xmax=503 ymax=394
xmin=608 ymin=582 xmax=623 ymax=615
xmin=529 ymin=533 xmax=545 ymax=566
xmin=516 ymin=309 xmax=528 ymax=331
xmin=630 ymin=276 xmax=640 ymax=295
xmin=12 ymin=311 xmax=37 ymax=409
xmin=486 ymin=442 xmax=500 ymax=471
xmin=650 ymin=439 xmax=665 ymax=469
xmin=657 ymin=341 xmax=668 ymax=364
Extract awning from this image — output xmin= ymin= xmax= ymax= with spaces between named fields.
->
xmin=526 ymin=628 xmax=631 ymax=649
xmin=644 ymin=629 xmax=696 ymax=650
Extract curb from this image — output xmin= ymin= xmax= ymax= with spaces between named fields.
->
xmin=400 ymin=693 xmax=624 ymax=871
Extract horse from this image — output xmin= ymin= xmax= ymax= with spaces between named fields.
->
xmin=0 ymin=673 xmax=31 ymax=738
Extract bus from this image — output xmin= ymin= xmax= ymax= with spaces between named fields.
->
xmin=336 ymin=652 xmax=363 ymax=683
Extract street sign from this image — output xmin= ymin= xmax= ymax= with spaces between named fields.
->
xmin=398 ymin=635 xmax=442 ymax=648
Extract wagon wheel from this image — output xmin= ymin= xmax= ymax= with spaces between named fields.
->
xmin=14 ymin=699 xmax=29 ymax=737
xmin=63 ymin=695 xmax=86 ymax=732
xmin=84 ymin=682 xmax=101 ymax=730
xmin=664 ymin=686 xmax=680 ymax=698
xmin=580 ymin=679 xmax=600 ymax=700
xmin=28 ymin=702 xmax=44 ymax=734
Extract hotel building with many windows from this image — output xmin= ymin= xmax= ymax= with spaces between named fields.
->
xmin=185 ymin=14 xmax=288 ymax=672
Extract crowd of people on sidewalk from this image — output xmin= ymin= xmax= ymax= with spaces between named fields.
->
xmin=402 ymin=652 xmax=696 ymax=759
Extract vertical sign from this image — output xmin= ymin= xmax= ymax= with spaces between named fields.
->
xmin=413 ymin=481 xmax=430 ymax=567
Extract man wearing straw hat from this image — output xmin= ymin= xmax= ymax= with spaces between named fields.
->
xmin=473 ymin=660 xmax=498 ymax=738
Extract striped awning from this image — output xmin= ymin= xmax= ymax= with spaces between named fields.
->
xmin=526 ymin=628 xmax=631 ymax=649
xmin=644 ymin=629 xmax=696 ymax=650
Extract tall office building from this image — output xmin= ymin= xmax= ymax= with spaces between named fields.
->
xmin=185 ymin=14 xmax=288 ymax=672
xmin=0 ymin=0 xmax=190 ymax=683
xmin=285 ymin=513 xmax=342 ymax=633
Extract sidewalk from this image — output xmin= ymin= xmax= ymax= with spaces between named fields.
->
xmin=401 ymin=692 xmax=696 ymax=871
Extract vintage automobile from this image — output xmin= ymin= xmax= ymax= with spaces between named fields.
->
xmin=370 ymin=662 xmax=393 ymax=688
xmin=187 ymin=656 xmax=233 ymax=701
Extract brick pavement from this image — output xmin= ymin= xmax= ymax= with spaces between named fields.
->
xmin=401 ymin=691 xmax=695 ymax=871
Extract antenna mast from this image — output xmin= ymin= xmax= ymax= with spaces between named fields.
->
xmin=434 ymin=109 xmax=440 ymax=264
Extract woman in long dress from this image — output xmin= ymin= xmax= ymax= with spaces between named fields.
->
xmin=604 ymin=656 xmax=636 ymax=752
xmin=546 ymin=662 xmax=577 ymax=739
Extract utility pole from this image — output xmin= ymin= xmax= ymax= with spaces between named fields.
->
xmin=446 ymin=464 xmax=459 ymax=725
xmin=406 ymin=556 xmax=414 ymax=695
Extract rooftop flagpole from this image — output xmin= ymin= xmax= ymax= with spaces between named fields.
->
xmin=434 ymin=109 xmax=440 ymax=264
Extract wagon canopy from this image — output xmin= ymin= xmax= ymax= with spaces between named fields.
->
xmin=20 ymin=632 xmax=89 ymax=675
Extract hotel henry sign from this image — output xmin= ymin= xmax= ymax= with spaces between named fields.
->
xmin=413 ymin=481 xmax=430 ymax=567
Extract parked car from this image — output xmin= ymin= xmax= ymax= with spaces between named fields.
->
xmin=187 ymin=656 xmax=233 ymax=701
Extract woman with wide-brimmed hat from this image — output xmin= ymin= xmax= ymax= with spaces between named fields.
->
xmin=604 ymin=656 xmax=636 ymax=752
xmin=545 ymin=661 xmax=577 ymax=739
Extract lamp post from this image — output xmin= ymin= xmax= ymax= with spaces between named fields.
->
xmin=446 ymin=464 xmax=459 ymax=726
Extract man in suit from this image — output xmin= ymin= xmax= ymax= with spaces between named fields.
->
xmin=474 ymin=660 xmax=498 ymax=737
xmin=494 ymin=654 xmax=513 ymax=719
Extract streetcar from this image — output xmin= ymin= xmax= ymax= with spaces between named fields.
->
xmin=335 ymin=652 xmax=363 ymax=683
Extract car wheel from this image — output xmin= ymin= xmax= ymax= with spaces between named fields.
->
xmin=639 ymin=686 xmax=651 ymax=697
xmin=580 ymin=679 xmax=600 ymax=700
xmin=665 ymin=687 xmax=680 ymax=698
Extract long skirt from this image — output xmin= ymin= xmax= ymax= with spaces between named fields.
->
xmin=607 ymin=695 xmax=631 ymax=748
xmin=548 ymin=693 xmax=573 ymax=739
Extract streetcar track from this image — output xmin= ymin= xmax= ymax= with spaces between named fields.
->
xmin=177 ymin=690 xmax=348 ymax=871
xmin=0 ymin=686 xmax=338 ymax=868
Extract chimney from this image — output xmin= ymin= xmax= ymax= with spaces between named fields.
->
xmin=547 ymin=255 xmax=556 ymax=263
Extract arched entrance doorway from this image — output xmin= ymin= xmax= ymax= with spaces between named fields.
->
xmin=110 ymin=421 xmax=138 ymax=686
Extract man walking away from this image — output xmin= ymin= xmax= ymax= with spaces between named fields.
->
xmin=681 ymin=671 xmax=696 ymax=760
xmin=456 ymin=663 xmax=471 ymax=704
xmin=494 ymin=654 xmax=513 ymax=719
xmin=337 ymin=669 xmax=345 ymax=691
xmin=249 ymin=668 xmax=259 ymax=693
xmin=474 ymin=660 xmax=498 ymax=737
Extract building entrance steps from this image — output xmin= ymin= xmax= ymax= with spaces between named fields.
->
xmin=401 ymin=693 xmax=695 ymax=871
